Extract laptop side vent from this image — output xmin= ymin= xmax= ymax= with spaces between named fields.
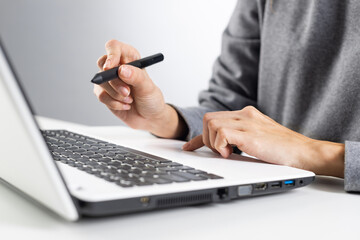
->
xmin=156 ymin=193 xmax=212 ymax=209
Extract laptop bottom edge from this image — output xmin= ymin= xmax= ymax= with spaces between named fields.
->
xmin=75 ymin=176 xmax=315 ymax=217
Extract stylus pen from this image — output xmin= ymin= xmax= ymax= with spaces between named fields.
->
xmin=91 ymin=53 xmax=164 ymax=84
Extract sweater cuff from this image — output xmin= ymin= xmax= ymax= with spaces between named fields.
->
xmin=344 ymin=141 xmax=360 ymax=192
xmin=169 ymin=105 xmax=213 ymax=141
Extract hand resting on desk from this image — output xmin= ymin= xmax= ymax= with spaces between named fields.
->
xmin=182 ymin=107 xmax=345 ymax=178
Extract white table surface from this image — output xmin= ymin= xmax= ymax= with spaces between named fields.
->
xmin=0 ymin=116 xmax=358 ymax=240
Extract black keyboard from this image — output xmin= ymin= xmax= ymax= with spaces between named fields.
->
xmin=42 ymin=130 xmax=223 ymax=188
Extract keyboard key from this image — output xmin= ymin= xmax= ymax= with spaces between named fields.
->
xmin=85 ymin=139 xmax=98 ymax=144
xmin=155 ymin=162 xmax=183 ymax=167
xmin=106 ymin=175 xmax=121 ymax=182
xmin=172 ymin=172 xmax=208 ymax=181
xmin=114 ymin=155 xmax=126 ymax=160
xmin=117 ymin=180 xmax=134 ymax=187
xmin=103 ymin=151 xmax=116 ymax=157
xmin=186 ymin=169 xmax=207 ymax=175
xmin=145 ymin=176 xmax=172 ymax=184
xmin=74 ymin=161 xmax=83 ymax=168
xmin=100 ymin=157 xmax=112 ymax=163
xmin=129 ymin=167 xmax=142 ymax=175
xmin=199 ymin=173 xmax=223 ymax=179
xmin=156 ymin=166 xmax=179 ymax=172
xmin=133 ymin=177 xmax=153 ymax=186
xmin=160 ymin=173 xmax=190 ymax=183
xmin=86 ymin=160 xmax=99 ymax=166
xmin=120 ymin=164 xmax=132 ymax=170
xmin=121 ymin=159 xmax=134 ymax=165
xmin=82 ymin=151 xmax=96 ymax=156
xmin=173 ymin=166 xmax=195 ymax=171
xmin=142 ymin=166 xmax=156 ymax=172
xmin=73 ymin=148 xmax=86 ymax=153
xmin=91 ymin=153 xmax=103 ymax=158
xmin=108 ymin=160 xmax=122 ymax=167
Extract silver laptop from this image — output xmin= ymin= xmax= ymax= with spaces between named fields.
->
xmin=0 ymin=40 xmax=315 ymax=221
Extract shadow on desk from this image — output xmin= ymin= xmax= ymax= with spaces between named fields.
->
xmin=309 ymin=176 xmax=345 ymax=193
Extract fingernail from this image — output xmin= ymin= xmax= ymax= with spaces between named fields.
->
xmin=182 ymin=142 xmax=189 ymax=150
xmin=120 ymin=65 xmax=131 ymax=78
xmin=123 ymin=96 xmax=133 ymax=103
xmin=119 ymin=86 xmax=129 ymax=96
xmin=104 ymin=59 xmax=111 ymax=69
xmin=122 ymin=104 xmax=131 ymax=110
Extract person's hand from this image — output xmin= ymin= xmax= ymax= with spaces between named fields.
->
xmin=94 ymin=40 xmax=186 ymax=138
xmin=182 ymin=106 xmax=345 ymax=178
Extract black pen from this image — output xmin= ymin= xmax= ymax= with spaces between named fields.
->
xmin=91 ymin=53 xmax=164 ymax=85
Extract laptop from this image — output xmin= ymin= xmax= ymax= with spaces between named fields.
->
xmin=0 ymin=40 xmax=315 ymax=221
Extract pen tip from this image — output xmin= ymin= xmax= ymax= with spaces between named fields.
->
xmin=91 ymin=75 xmax=102 ymax=84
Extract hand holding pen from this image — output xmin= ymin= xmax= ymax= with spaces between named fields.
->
xmin=92 ymin=40 xmax=185 ymax=139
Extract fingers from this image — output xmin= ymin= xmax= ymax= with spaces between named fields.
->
xmin=185 ymin=108 xmax=257 ymax=157
xmin=95 ymin=40 xmax=148 ymax=103
xmin=99 ymin=82 xmax=133 ymax=104
xmin=118 ymin=65 xmax=154 ymax=94
xmin=214 ymin=128 xmax=242 ymax=158
xmin=95 ymin=63 xmax=133 ymax=111
xmin=108 ymin=78 xmax=130 ymax=97
xmin=97 ymin=55 xmax=107 ymax=70
xmin=93 ymin=84 xmax=131 ymax=110
xmin=203 ymin=112 xmax=245 ymax=152
xmin=207 ymin=118 xmax=245 ymax=149
xmin=182 ymin=135 xmax=204 ymax=151
xmin=183 ymin=129 xmax=243 ymax=159
xmin=102 ymin=39 xmax=141 ymax=70
xmin=103 ymin=40 xmax=121 ymax=70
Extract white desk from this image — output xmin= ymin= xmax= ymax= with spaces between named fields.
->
xmin=0 ymin=117 xmax=358 ymax=240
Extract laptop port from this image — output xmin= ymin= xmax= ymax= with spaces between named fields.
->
xmin=270 ymin=182 xmax=281 ymax=189
xmin=238 ymin=185 xmax=253 ymax=196
xmin=217 ymin=188 xmax=228 ymax=200
xmin=284 ymin=180 xmax=295 ymax=187
xmin=140 ymin=197 xmax=150 ymax=206
xmin=254 ymin=183 xmax=267 ymax=191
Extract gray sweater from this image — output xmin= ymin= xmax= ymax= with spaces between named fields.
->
xmin=173 ymin=0 xmax=360 ymax=192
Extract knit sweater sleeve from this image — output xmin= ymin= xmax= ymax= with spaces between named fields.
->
xmin=344 ymin=141 xmax=360 ymax=192
xmin=171 ymin=0 xmax=262 ymax=140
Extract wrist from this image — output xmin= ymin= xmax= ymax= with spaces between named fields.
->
xmin=306 ymin=140 xmax=345 ymax=178
xmin=148 ymin=104 xmax=188 ymax=139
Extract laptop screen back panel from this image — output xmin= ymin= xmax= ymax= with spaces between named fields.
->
xmin=0 ymin=43 xmax=79 ymax=221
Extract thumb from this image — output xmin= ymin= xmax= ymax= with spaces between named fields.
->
xmin=118 ymin=65 xmax=153 ymax=93
xmin=182 ymin=135 xmax=205 ymax=151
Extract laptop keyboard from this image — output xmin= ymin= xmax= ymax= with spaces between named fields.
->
xmin=42 ymin=130 xmax=223 ymax=188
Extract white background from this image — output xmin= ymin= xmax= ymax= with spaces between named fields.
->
xmin=0 ymin=0 xmax=237 ymax=125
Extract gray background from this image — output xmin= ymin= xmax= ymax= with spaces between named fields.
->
xmin=0 ymin=0 xmax=236 ymax=126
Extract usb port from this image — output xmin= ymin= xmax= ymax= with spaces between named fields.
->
xmin=270 ymin=182 xmax=281 ymax=189
xmin=284 ymin=180 xmax=295 ymax=186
